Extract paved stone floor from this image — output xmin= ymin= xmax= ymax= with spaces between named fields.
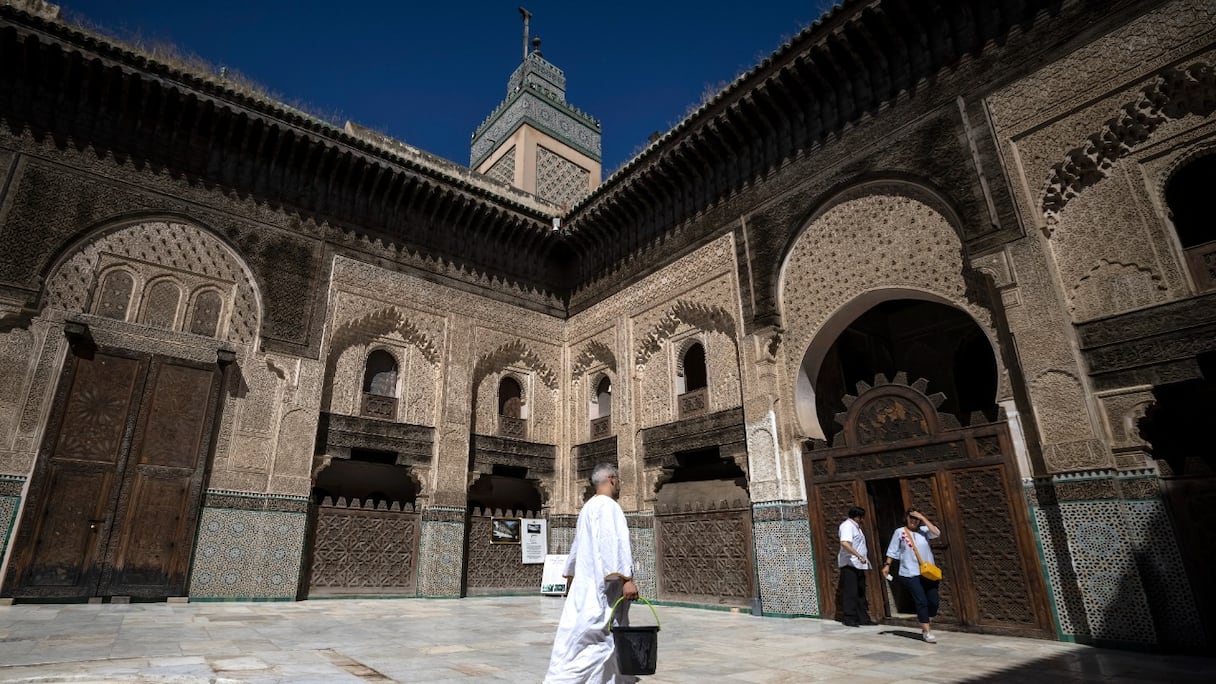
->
xmin=0 ymin=596 xmax=1212 ymax=683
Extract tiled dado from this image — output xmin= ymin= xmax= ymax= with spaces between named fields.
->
xmin=416 ymin=506 xmax=466 ymax=598
xmin=627 ymin=512 xmax=656 ymax=601
xmin=0 ymin=476 xmax=24 ymax=561
xmin=1027 ymin=473 xmax=1202 ymax=649
xmin=753 ymin=501 xmax=819 ymax=617
xmin=548 ymin=514 xmax=576 ymax=555
xmin=188 ymin=491 xmax=308 ymax=601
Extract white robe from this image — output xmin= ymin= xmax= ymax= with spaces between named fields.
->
xmin=544 ymin=494 xmax=637 ymax=684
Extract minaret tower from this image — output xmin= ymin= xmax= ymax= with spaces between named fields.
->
xmin=471 ymin=9 xmax=602 ymax=208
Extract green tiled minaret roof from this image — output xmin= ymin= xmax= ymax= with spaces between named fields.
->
xmin=471 ymin=44 xmax=601 ymax=168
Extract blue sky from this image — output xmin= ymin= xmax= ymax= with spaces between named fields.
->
xmin=58 ymin=1 xmax=832 ymax=174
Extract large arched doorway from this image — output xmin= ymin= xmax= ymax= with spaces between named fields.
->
xmin=801 ymin=298 xmax=1054 ymax=638
xmin=1 ymin=220 xmax=258 ymax=602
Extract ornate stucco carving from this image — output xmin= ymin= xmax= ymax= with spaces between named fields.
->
xmin=1040 ymin=62 xmax=1216 ymax=228
xmin=43 ymin=220 xmax=262 ymax=347
xmin=780 ymin=182 xmax=1003 ymax=438
xmin=1069 ymin=260 xmax=1169 ymax=321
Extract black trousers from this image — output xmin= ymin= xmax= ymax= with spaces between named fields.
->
xmin=838 ymin=565 xmax=870 ymax=624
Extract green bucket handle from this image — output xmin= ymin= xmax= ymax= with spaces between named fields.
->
xmin=605 ymin=595 xmax=661 ymax=632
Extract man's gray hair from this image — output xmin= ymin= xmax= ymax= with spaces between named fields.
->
xmin=590 ymin=463 xmax=619 ymax=486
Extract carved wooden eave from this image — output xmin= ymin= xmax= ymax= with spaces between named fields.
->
xmin=558 ymin=0 xmax=1155 ymax=286
xmin=0 ymin=6 xmax=566 ymax=300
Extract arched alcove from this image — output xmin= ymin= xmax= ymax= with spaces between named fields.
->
xmin=468 ymin=466 xmax=544 ymax=512
xmin=1166 ymin=152 xmax=1216 ymax=291
xmin=363 ymin=349 xmax=399 ymax=397
xmin=681 ymin=343 xmax=708 ymax=393
xmin=498 ymin=376 xmax=523 ymax=418
xmin=795 ymin=290 xmax=999 ymax=442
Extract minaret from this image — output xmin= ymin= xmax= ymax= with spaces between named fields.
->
xmin=471 ymin=11 xmax=602 ymax=208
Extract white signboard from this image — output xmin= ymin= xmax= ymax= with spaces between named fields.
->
xmin=521 ymin=518 xmax=547 ymax=564
xmin=540 ymin=554 xmax=569 ymax=595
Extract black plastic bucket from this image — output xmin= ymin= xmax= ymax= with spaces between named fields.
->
xmin=607 ymin=596 xmax=661 ymax=676
xmin=614 ymin=624 xmax=659 ymax=675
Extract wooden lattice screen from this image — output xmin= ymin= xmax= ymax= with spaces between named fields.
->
xmin=654 ymin=499 xmax=755 ymax=607
xmin=307 ymin=497 xmax=420 ymax=596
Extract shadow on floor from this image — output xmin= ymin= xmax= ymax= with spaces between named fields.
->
xmin=876 ymin=629 xmax=925 ymax=641
xmin=953 ymin=646 xmax=1216 ymax=683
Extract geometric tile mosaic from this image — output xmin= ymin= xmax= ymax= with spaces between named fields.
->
xmin=753 ymin=502 xmax=819 ymax=616
xmin=188 ymin=505 xmax=307 ymax=600
xmin=1029 ymin=484 xmax=1203 ymax=649
xmin=1122 ymin=499 xmax=1203 ymax=649
xmin=0 ymin=493 xmax=18 ymax=563
xmin=416 ymin=507 xmax=465 ymax=598
xmin=627 ymin=513 xmax=656 ymax=601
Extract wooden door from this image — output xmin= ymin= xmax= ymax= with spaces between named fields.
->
xmin=804 ymin=379 xmax=1054 ymax=638
xmin=3 ymin=347 xmax=222 ymax=601
xmin=102 ymin=357 xmax=222 ymax=598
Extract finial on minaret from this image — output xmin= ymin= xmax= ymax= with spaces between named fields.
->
xmin=519 ymin=7 xmax=532 ymax=63
xmin=531 ymin=36 xmax=542 ymax=57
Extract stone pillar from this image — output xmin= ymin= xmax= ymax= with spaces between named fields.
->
xmin=740 ymin=325 xmax=819 ymax=616
xmin=615 ymin=314 xmax=641 ymax=513
xmin=416 ymin=314 xmax=474 ymax=597
xmin=1003 ymin=238 xmax=1112 ymax=473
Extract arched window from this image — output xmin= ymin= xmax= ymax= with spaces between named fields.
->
xmin=188 ymin=290 xmax=224 ymax=337
xmin=140 ymin=280 xmax=182 ymax=329
xmin=596 ymin=376 xmax=612 ymax=416
xmin=96 ymin=270 xmax=134 ymax=320
xmin=1167 ymin=154 xmax=1216 ymax=291
xmin=363 ymin=350 xmax=399 ymax=397
xmin=360 ymin=349 xmax=399 ymax=420
xmin=499 ymin=376 xmax=523 ymax=417
xmin=498 ymin=376 xmax=526 ymax=439
xmin=678 ymin=342 xmax=709 ymax=419
xmin=590 ymin=376 xmax=612 ymax=439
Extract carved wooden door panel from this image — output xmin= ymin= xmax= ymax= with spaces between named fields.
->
xmin=899 ymin=474 xmax=961 ymax=625
xmin=943 ymin=464 xmax=1047 ymax=632
xmin=3 ymin=348 xmax=221 ymax=601
xmin=102 ymin=357 xmax=221 ymax=598
xmin=3 ymin=350 xmax=146 ymax=599
xmin=803 ymin=377 xmax=1054 ymax=638
xmin=808 ymin=479 xmax=864 ymax=621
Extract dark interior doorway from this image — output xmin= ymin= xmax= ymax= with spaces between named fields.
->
xmin=468 ymin=465 xmax=543 ymax=513
xmin=867 ymin=478 xmax=914 ymax=618
xmin=815 ymin=299 xmax=998 ymax=444
xmin=313 ymin=449 xmax=418 ymax=508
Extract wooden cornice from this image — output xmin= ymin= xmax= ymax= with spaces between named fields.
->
xmin=0 ymin=5 xmax=564 ymax=295
xmin=561 ymin=0 xmax=1124 ymax=282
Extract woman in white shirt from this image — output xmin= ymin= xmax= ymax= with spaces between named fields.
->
xmin=883 ymin=509 xmax=942 ymax=643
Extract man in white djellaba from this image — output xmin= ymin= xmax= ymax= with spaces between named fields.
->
xmin=544 ymin=463 xmax=639 ymax=683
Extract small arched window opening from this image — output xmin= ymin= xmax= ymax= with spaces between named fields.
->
xmin=360 ymin=349 xmax=399 ymax=420
xmin=140 ymin=280 xmax=182 ymax=330
xmin=683 ymin=344 xmax=708 ymax=391
xmin=188 ymin=290 xmax=224 ymax=337
xmin=1167 ymin=154 xmax=1216 ymax=291
xmin=498 ymin=376 xmax=527 ymax=439
xmin=96 ymin=270 xmax=134 ymax=321
xmin=678 ymin=342 xmax=709 ymax=419
xmin=590 ymin=376 xmax=612 ymax=440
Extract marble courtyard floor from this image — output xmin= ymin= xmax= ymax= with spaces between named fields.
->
xmin=0 ymin=596 xmax=1212 ymax=683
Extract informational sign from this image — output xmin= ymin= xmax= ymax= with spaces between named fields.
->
xmin=540 ymin=554 xmax=569 ymax=595
xmin=520 ymin=518 xmax=547 ymax=564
